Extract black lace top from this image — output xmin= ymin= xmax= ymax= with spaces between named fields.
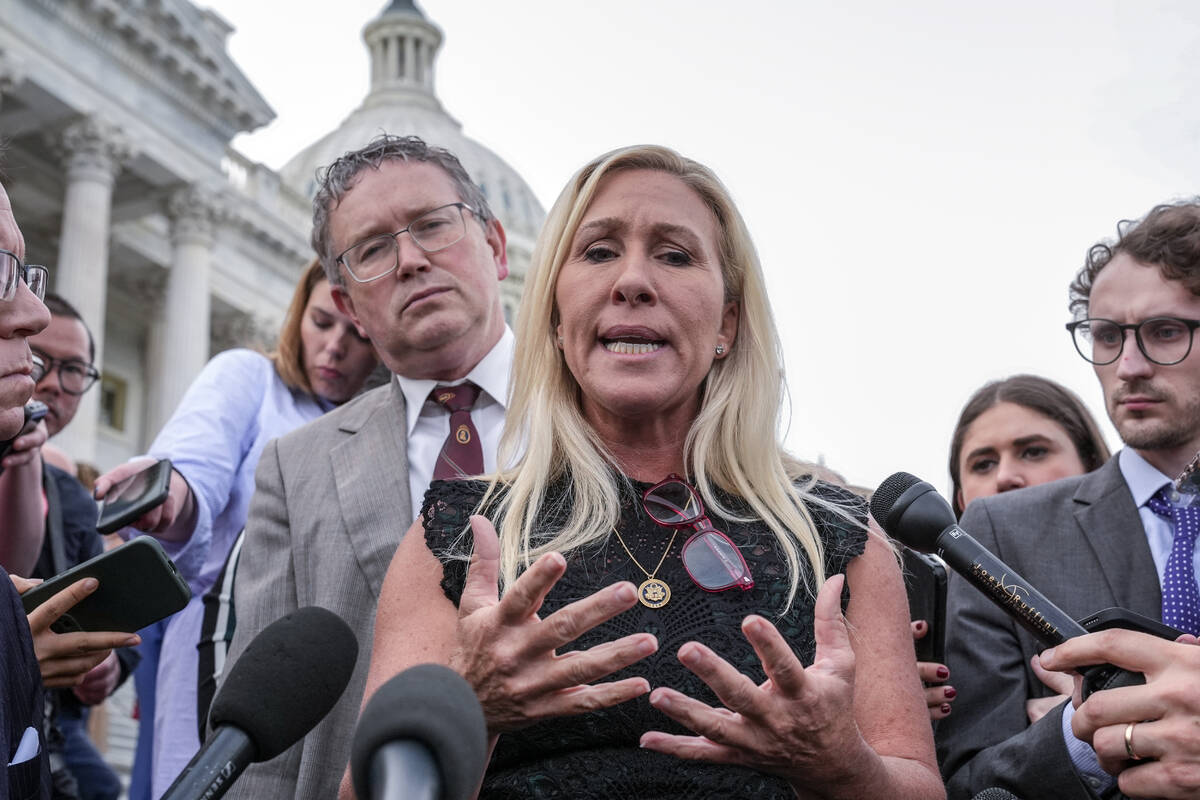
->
xmin=421 ymin=476 xmax=868 ymax=799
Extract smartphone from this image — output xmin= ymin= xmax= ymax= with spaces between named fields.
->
xmin=1078 ymin=607 xmax=1183 ymax=640
xmin=96 ymin=458 xmax=172 ymax=535
xmin=20 ymin=537 xmax=191 ymax=633
xmin=1076 ymin=607 xmax=1182 ymax=699
xmin=902 ymin=547 xmax=948 ymax=665
xmin=0 ymin=400 xmax=48 ymax=462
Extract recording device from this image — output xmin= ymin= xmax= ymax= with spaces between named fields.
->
xmin=871 ymin=472 xmax=1181 ymax=698
xmin=162 ymin=606 xmax=358 ymax=800
xmin=902 ymin=547 xmax=947 ymax=664
xmin=0 ymin=400 xmax=48 ymax=463
xmin=20 ymin=537 xmax=191 ymax=633
xmin=96 ymin=457 xmax=172 ymax=535
xmin=971 ymin=790 xmax=1022 ymax=800
xmin=350 ymin=663 xmax=488 ymax=800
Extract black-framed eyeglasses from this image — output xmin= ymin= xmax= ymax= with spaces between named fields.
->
xmin=335 ymin=202 xmax=478 ymax=284
xmin=643 ymin=474 xmax=754 ymax=592
xmin=0 ymin=249 xmax=47 ymax=302
xmin=1066 ymin=317 xmax=1200 ymax=366
xmin=31 ymin=348 xmax=100 ymax=395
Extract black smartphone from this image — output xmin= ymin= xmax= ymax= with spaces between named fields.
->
xmin=1078 ymin=607 xmax=1183 ymax=639
xmin=902 ymin=547 xmax=948 ymax=665
xmin=0 ymin=400 xmax=48 ymax=462
xmin=96 ymin=458 xmax=172 ymax=535
xmin=1076 ymin=607 xmax=1183 ymax=699
xmin=20 ymin=537 xmax=192 ymax=633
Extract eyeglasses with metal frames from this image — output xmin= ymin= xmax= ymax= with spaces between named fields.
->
xmin=1066 ymin=316 xmax=1200 ymax=366
xmin=31 ymin=349 xmax=100 ymax=395
xmin=642 ymin=474 xmax=754 ymax=592
xmin=0 ymin=249 xmax=48 ymax=302
xmin=335 ymin=202 xmax=478 ymax=284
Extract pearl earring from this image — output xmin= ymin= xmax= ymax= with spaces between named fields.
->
xmin=715 ymin=344 xmax=726 ymax=356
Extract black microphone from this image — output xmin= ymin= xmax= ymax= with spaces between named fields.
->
xmin=871 ymin=472 xmax=1088 ymax=645
xmin=971 ymin=790 xmax=1022 ymax=800
xmin=162 ymin=606 xmax=358 ymax=800
xmin=871 ymin=472 xmax=1146 ymax=697
xmin=351 ymin=663 xmax=488 ymax=800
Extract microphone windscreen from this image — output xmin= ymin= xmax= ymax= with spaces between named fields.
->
xmin=869 ymin=471 xmax=922 ymax=525
xmin=351 ymin=663 xmax=488 ymax=800
xmin=971 ymin=789 xmax=1022 ymax=800
xmin=209 ymin=605 xmax=358 ymax=761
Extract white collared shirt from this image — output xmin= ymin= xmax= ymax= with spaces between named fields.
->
xmin=395 ymin=326 xmax=514 ymax=522
xmin=1118 ymin=447 xmax=1200 ymax=581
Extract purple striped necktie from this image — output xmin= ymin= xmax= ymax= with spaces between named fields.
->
xmin=431 ymin=382 xmax=484 ymax=481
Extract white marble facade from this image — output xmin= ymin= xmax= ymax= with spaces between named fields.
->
xmin=0 ymin=0 xmax=543 ymax=469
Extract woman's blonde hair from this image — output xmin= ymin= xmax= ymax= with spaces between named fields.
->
xmin=488 ymin=144 xmax=848 ymax=611
xmin=271 ymin=259 xmax=326 ymax=394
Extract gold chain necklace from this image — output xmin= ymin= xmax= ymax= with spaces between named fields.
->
xmin=611 ymin=525 xmax=678 ymax=608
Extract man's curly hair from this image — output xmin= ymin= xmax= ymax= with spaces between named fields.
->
xmin=1069 ymin=199 xmax=1200 ymax=317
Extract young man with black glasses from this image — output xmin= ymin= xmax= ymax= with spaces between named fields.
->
xmin=939 ymin=199 xmax=1200 ymax=800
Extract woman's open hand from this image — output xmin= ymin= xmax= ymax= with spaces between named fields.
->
xmin=640 ymin=573 xmax=877 ymax=791
xmin=448 ymin=515 xmax=658 ymax=734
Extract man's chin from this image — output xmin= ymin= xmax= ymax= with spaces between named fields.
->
xmin=0 ymin=407 xmax=23 ymax=440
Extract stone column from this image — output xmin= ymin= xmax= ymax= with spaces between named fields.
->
xmin=0 ymin=51 xmax=26 ymax=112
xmin=146 ymin=186 xmax=221 ymax=437
xmin=52 ymin=116 xmax=130 ymax=463
xmin=404 ymin=35 xmax=417 ymax=84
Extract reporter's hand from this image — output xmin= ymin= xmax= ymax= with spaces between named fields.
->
xmin=72 ymin=651 xmax=120 ymax=705
xmin=912 ymin=620 xmax=954 ymax=720
xmin=640 ymin=574 xmax=876 ymax=792
xmin=1025 ymin=653 xmax=1072 ymax=724
xmin=94 ymin=458 xmax=193 ymax=539
xmin=1 ymin=419 xmax=45 ymax=469
xmin=12 ymin=574 xmax=141 ymax=688
xmin=448 ymin=515 xmax=656 ymax=734
xmin=1041 ymin=630 xmax=1200 ymax=799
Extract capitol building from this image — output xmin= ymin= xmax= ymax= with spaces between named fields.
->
xmin=0 ymin=0 xmax=544 ymax=469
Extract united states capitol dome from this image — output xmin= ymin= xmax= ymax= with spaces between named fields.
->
xmin=279 ymin=0 xmax=545 ymax=320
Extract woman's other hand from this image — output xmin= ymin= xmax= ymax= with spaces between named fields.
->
xmin=11 ymin=574 xmax=140 ymax=688
xmin=912 ymin=620 xmax=955 ymax=720
xmin=449 ymin=514 xmax=657 ymax=734
xmin=641 ymin=574 xmax=872 ymax=785
xmin=93 ymin=457 xmax=195 ymax=541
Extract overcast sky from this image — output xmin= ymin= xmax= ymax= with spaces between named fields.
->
xmin=203 ymin=0 xmax=1200 ymax=496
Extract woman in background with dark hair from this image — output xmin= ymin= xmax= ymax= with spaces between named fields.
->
xmin=949 ymin=374 xmax=1111 ymax=518
xmin=917 ymin=374 xmax=1111 ymax=721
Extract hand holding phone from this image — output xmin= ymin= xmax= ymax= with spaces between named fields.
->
xmin=95 ymin=458 xmax=174 ymax=536
xmin=11 ymin=573 xmax=142 ymax=688
xmin=0 ymin=400 xmax=48 ymax=469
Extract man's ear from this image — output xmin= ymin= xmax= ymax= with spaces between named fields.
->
xmin=332 ymin=285 xmax=369 ymax=339
xmin=486 ymin=218 xmax=509 ymax=281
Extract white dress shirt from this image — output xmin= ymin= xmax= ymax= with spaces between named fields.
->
xmin=395 ymin=326 xmax=514 ymax=522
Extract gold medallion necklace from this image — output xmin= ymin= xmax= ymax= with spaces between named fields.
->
xmin=611 ymin=525 xmax=678 ymax=608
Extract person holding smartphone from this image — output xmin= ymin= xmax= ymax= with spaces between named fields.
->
xmin=93 ymin=258 xmax=378 ymax=798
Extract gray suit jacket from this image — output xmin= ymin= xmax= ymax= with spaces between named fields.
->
xmin=222 ymin=380 xmax=412 ymax=800
xmin=938 ymin=455 xmax=1161 ymax=800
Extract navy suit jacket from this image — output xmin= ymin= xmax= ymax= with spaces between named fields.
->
xmin=2 ymin=577 xmax=49 ymax=799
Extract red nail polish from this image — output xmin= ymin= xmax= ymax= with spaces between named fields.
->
xmin=936 ymin=666 xmax=949 ymax=680
xmin=941 ymin=704 xmax=952 ymax=715
xmin=944 ymin=687 xmax=956 ymax=699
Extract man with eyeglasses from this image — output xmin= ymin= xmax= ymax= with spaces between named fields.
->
xmin=17 ymin=293 xmax=134 ymax=800
xmin=220 ymin=135 xmax=512 ymax=800
xmin=939 ymin=200 xmax=1200 ymax=800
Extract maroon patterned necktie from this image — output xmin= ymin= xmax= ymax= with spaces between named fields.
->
xmin=431 ymin=381 xmax=484 ymax=480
